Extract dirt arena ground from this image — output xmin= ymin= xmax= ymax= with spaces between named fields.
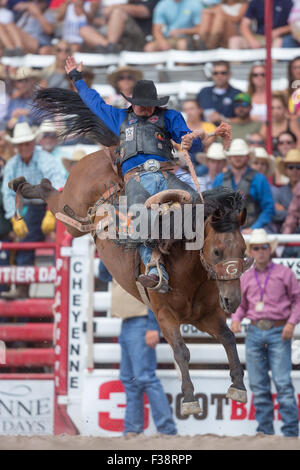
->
xmin=0 ymin=433 xmax=299 ymax=450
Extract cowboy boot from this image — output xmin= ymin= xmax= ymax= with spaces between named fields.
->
xmin=138 ymin=273 xmax=169 ymax=293
xmin=1 ymin=284 xmax=29 ymax=300
xmin=138 ymin=264 xmax=169 ymax=294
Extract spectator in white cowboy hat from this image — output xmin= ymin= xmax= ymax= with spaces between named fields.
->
xmin=197 ymin=142 xmax=227 ymax=192
xmin=5 ymin=66 xmax=42 ymax=130
xmin=213 ymin=138 xmax=274 ymax=233
xmin=106 ymin=66 xmax=144 ymax=108
xmin=1 ymin=122 xmax=66 ymax=299
xmin=231 ymin=228 xmax=300 ymax=437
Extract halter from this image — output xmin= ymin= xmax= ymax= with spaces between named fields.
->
xmin=199 ymin=249 xmax=253 ymax=281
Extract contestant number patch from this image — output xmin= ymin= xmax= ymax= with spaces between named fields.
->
xmin=125 ymin=127 xmax=134 ymax=141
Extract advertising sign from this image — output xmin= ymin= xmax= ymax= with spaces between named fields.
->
xmin=0 ymin=380 xmax=54 ymax=435
xmin=81 ymin=370 xmax=300 ymax=436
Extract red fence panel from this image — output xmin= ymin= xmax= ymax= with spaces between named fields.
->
xmin=0 ymin=299 xmax=53 ymax=317
xmin=2 ymin=348 xmax=55 ymax=367
xmin=0 ymin=324 xmax=53 ymax=342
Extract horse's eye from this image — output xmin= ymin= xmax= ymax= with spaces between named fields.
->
xmin=214 ymin=249 xmax=221 ymax=257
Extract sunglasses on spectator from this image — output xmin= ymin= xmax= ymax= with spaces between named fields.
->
xmin=251 ymin=244 xmax=270 ymax=251
xmin=234 ymin=101 xmax=250 ymax=108
xmin=212 ymin=71 xmax=228 ymax=76
xmin=285 ymin=164 xmax=300 ymax=170
xmin=118 ymin=74 xmax=134 ymax=80
xmin=56 ymin=47 xmax=71 ymax=53
xmin=252 ymin=73 xmax=265 ymax=77
xmin=278 ymin=140 xmax=294 ymax=145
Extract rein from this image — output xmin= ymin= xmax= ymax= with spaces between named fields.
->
xmin=199 ymin=249 xmax=253 ymax=281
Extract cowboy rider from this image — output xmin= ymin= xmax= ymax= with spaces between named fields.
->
xmin=65 ymin=56 xmax=207 ymax=293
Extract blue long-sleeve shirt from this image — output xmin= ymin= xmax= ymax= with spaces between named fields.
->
xmin=212 ymin=167 xmax=275 ymax=229
xmin=75 ymin=79 xmax=203 ymax=174
xmin=98 ymin=260 xmax=160 ymax=331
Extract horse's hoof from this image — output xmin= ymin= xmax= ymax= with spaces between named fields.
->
xmin=226 ymin=386 xmax=247 ymax=403
xmin=8 ymin=176 xmax=26 ymax=192
xmin=181 ymin=400 xmax=202 ymax=416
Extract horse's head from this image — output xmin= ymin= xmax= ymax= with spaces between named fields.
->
xmin=201 ymin=188 xmax=253 ymax=314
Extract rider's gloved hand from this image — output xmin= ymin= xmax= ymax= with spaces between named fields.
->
xmin=11 ymin=217 xmax=28 ymax=239
xmin=41 ymin=210 xmax=56 ymax=235
xmin=65 ymin=56 xmax=83 ymax=83
xmin=181 ymin=133 xmax=194 ymax=151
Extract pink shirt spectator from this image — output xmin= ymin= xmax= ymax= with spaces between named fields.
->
xmin=231 ymin=261 xmax=300 ymax=325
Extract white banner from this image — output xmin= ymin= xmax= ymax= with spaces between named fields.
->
xmin=0 ymin=380 xmax=54 ymax=435
xmin=80 ymin=370 xmax=300 ymax=437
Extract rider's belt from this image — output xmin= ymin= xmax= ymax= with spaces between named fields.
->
xmin=251 ymin=319 xmax=286 ymax=330
xmin=123 ymin=160 xmax=175 ymax=184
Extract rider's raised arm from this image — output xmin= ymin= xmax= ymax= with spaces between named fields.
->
xmin=74 ymin=79 xmax=127 ymax=137
xmin=65 ymin=58 xmax=127 ymax=137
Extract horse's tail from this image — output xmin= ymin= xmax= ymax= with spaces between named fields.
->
xmin=33 ymin=87 xmax=120 ymax=147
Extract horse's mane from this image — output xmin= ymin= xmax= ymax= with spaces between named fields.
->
xmin=33 ymin=87 xmax=120 ymax=147
xmin=202 ymin=187 xmax=243 ymax=233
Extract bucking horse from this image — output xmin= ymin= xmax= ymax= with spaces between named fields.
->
xmin=8 ymin=88 xmax=253 ymax=415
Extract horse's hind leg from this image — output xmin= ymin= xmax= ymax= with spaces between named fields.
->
xmin=157 ymin=307 xmax=202 ymax=416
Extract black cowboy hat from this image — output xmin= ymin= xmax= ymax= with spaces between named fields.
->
xmin=121 ymin=80 xmax=169 ymax=107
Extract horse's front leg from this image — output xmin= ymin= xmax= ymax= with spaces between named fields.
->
xmin=216 ymin=318 xmax=247 ymax=403
xmin=156 ymin=307 xmax=202 ymax=416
